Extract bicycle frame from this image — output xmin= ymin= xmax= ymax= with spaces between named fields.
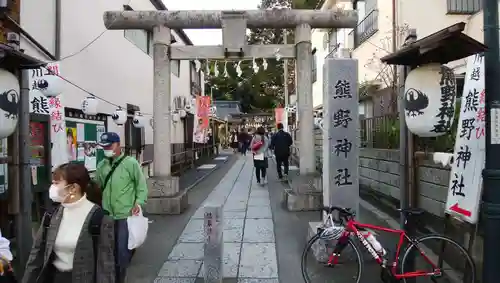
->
xmin=328 ymin=217 xmax=441 ymax=280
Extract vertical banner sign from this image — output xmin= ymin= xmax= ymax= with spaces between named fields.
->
xmin=28 ymin=63 xmax=68 ymax=169
xmin=322 ymin=57 xmax=359 ymax=213
xmin=275 ymin=107 xmax=284 ymax=128
xmin=193 ymin=96 xmax=211 ymax=143
xmin=445 ymin=54 xmax=485 ymax=224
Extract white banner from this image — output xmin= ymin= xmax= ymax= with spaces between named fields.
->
xmin=445 ymin=54 xmax=485 ymax=224
xmin=28 ymin=63 xmax=69 ymax=169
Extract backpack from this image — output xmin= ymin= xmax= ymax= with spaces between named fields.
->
xmin=42 ymin=205 xmax=104 ymax=264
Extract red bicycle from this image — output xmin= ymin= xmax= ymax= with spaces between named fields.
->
xmin=301 ymin=206 xmax=476 ymax=283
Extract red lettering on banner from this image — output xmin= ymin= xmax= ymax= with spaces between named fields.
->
xmin=51 ymin=110 xmax=62 ymax=121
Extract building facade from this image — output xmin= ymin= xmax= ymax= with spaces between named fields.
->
xmin=20 ymin=0 xmax=198 ymax=164
xmin=313 ymin=0 xmax=483 ymax=118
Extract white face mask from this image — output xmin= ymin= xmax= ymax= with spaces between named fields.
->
xmin=49 ymin=184 xmax=66 ymax=203
xmin=103 ymin=150 xmax=114 ymax=157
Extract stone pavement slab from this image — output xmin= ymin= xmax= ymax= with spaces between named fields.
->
xmin=154 ymin=155 xmax=280 ymax=282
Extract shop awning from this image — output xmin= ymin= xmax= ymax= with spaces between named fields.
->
xmin=0 ymin=43 xmax=46 ymax=69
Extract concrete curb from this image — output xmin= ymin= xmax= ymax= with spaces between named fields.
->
xmin=184 ymin=155 xmax=232 ymax=193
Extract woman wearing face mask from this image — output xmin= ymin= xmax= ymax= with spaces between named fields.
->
xmin=22 ymin=163 xmax=115 ymax=283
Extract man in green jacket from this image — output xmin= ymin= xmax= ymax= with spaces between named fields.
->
xmin=96 ymin=132 xmax=148 ymax=283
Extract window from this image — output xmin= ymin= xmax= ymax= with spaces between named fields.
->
xmin=171 ymin=60 xmax=180 ymax=77
xmin=447 ymin=0 xmax=481 ymax=14
xmin=348 ymin=9 xmax=379 ymax=49
xmin=124 ymin=29 xmax=153 ymax=55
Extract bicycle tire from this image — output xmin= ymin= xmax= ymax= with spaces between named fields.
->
xmin=301 ymin=233 xmax=364 ymax=283
xmin=400 ymin=234 xmax=476 ymax=283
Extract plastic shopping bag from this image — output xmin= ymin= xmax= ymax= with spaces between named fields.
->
xmin=127 ymin=208 xmax=149 ymax=250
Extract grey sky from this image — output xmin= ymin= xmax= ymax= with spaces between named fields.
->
xmin=161 ymin=0 xmax=261 ymax=45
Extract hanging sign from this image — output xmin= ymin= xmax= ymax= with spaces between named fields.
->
xmin=445 ymin=53 xmax=485 ymax=224
xmin=29 ymin=63 xmax=68 ymax=169
xmin=193 ymin=96 xmax=210 ymax=143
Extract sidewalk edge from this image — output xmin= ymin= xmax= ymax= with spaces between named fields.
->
xmin=184 ymin=156 xmax=232 ymax=193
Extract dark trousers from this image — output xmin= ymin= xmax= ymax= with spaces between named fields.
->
xmin=275 ymin=155 xmax=289 ymax=178
xmin=115 ymin=219 xmax=132 ymax=283
xmin=255 ymin=166 xmax=267 ymax=183
xmin=239 ymin=142 xmax=247 ymax=155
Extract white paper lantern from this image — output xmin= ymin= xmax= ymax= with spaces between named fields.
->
xmin=172 ymin=111 xmax=180 ymax=122
xmin=179 ymin=109 xmax=187 ymax=118
xmin=209 ymin=106 xmax=217 ymax=116
xmin=81 ymin=96 xmax=99 ymax=115
xmin=112 ymin=108 xmax=127 ymax=126
xmin=38 ymin=75 xmax=64 ymax=97
xmin=0 ymin=69 xmax=20 ymax=139
xmin=404 ymin=63 xmax=457 ymax=137
xmin=184 ymin=102 xmax=194 ymax=114
xmin=133 ymin=112 xmax=146 ymax=128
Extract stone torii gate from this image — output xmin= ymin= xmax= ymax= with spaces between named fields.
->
xmin=103 ymin=9 xmax=358 ymax=214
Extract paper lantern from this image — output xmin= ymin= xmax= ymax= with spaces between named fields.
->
xmin=209 ymin=106 xmax=217 ymax=116
xmin=172 ymin=111 xmax=180 ymax=122
xmin=184 ymin=101 xmax=194 ymax=114
xmin=179 ymin=109 xmax=187 ymax=118
xmin=133 ymin=112 xmax=146 ymax=128
xmin=112 ymin=108 xmax=127 ymax=126
xmin=38 ymin=75 xmax=64 ymax=97
xmin=0 ymin=69 xmax=20 ymax=139
xmin=404 ymin=63 xmax=457 ymax=137
xmin=81 ymin=96 xmax=99 ymax=115
xmin=286 ymin=104 xmax=297 ymax=113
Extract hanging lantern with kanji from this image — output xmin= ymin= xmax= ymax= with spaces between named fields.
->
xmin=404 ymin=63 xmax=457 ymax=137
xmin=38 ymin=74 xmax=64 ymax=97
xmin=112 ymin=108 xmax=127 ymax=126
xmin=81 ymin=96 xmax=99 ymax=115
xmin=0 ymin=69 xmax=20 ymax=139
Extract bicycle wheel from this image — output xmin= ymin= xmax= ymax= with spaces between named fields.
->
xmin=400 ymin=234 xmax=476 ymax=283
xmin=301 ymin=233 xmax=363 ymax=283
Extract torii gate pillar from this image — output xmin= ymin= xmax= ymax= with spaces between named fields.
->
xmin=103 ymin=9 xmax=358 ymax=214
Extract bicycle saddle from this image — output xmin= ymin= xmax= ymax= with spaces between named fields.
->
xmin=398 ymin=207 xmax=424 ymax=216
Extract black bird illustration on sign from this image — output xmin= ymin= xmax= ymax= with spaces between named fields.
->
xmin=0 ymin=89 xmax=19 ymax=119
xmin=404 ymin=88 xmax=429 ymax=117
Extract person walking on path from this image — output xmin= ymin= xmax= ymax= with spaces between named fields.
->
xmin=96 ymin=132 xmax=148 ymax=283
xmin=230 ymin=131 xmax=239 ymax=153
xmin=251 ymin=127 xmax=270 ymax=185
xmin=271 ymin=123 xmax=293 ymax=181
xmin=238 ymin=129 xmax=250 ymax=156
xmin=22 ymin=163 xmax=115 ymax=283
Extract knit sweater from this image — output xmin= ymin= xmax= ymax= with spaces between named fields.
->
xmin=53 ymin=195 xmax=95 ymax=271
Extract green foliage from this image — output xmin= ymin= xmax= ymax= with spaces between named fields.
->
xmin=204 ymin=0 xmax=320 ymax=113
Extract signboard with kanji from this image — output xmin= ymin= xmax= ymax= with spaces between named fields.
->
xmin=29 ymin=63 xmax=69 ymax=169
xmin=445 ymin=53 xmax=485 ymax=224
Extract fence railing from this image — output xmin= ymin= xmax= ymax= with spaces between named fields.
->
xmin=348 ymin=9 xmax=379 ymax=49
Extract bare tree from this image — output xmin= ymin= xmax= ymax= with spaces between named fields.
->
xmin=362 ymin=24 xmax=410 ymax=113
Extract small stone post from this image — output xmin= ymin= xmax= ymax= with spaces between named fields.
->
xmin=204 ymin=205 xmax=223 ymax=283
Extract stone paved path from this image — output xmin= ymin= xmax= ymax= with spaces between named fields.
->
xmin=154 ymin=156 xmax=279 ymax=283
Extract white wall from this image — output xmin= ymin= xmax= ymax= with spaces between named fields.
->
xmin=397 ymin=0 xmax=483 ymax=73
xmin=20 ymin=0 xmax=193 ymax=145
xmin=311 ymin=29 xmax=327 ymax=108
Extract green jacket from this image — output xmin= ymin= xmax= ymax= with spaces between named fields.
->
xmin=96 ymin=154 xmax=148 ymax=220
